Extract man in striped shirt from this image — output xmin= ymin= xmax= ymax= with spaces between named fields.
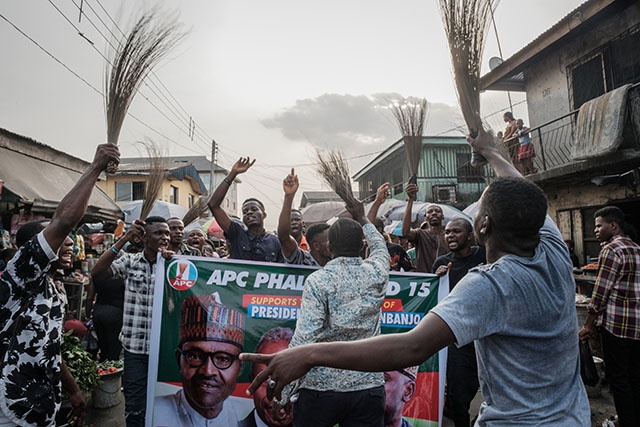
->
xmin=580 ymin=206 xmax=640 ymax=427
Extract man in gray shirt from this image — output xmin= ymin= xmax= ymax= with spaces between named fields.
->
xmin=242 ymin=129 xmax=590 ymax=426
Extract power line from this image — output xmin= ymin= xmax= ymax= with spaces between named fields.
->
xmin=0 ymin=11 xmax=203 ymax=155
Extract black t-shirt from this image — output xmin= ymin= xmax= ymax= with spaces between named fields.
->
xmin=432 ymin=246 xmax=486 ymax=290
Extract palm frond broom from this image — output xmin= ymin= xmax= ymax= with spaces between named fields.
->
xmin=182 ymin=195 xmax=209 ymax=227
xmin=104 ymin=10 xmax=184 ymax=173
xmin=139 ymin=141 xmax=168 ymax=221
xmin=387 ymin=97 xmax=428 ymax=184
xmin=315 ymin=149 xmax=359 ymax=208
xmin=438 ymin=0 xmax=499 ymax=166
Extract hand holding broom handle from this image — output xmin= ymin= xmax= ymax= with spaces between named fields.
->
xmin=468 ymin=129 xmax=488 ymax=167
xmin=106 ymin=142 xmax=119 ymax=173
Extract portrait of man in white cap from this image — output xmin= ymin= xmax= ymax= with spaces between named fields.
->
xmin=154 ymin=294 xmax=246 ymax=426
xmin=384 ymin=366 xmax=418 ymax=427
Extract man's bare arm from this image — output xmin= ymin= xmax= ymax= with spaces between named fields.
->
xmin=207 ymin=157 xmax=256 ymax=233
xmin=43 ymin=144 xmax=119 ymax=253
xmin=242 ymin=312 xmax=455 ymax=399
xmin=277 ymin=168 xmax=300 ymax=258
xmin=402 ymin=183 xmax=418 ymax=241
xmin=366 ymin=182 xmax=390 ymax=224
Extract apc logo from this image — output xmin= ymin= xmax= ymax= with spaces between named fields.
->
xmin=166 ymin=259 xmax=198 ymax=291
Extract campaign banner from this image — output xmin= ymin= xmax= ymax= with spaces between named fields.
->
xmin=147 ymin=256 xmax=448 ymax=427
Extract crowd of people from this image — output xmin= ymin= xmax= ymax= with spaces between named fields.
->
xmin=0 ymin=127 xmax=638 ymax=427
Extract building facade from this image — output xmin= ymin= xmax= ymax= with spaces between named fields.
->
xmin=353 ymin=136 xmax=491 ymax=209
xmin=481 ymin=0 xmax=640 ymax=263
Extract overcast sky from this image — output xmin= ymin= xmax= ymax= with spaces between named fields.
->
xmin=1 ymin=0 xmax=584 ymax=228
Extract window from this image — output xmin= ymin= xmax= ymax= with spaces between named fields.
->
xmin=115 ymin=181 xmax=145 ymax=202
xmin=456 ymin=153 xmax=485 ymax=183
xmin=568 ymin=24 xmax=640 ymax=110
xmin=170 ymin=186 xmax=179 ymax=204
xmin=188 ymin=194 xmax=195 ymax=208
xmin=570 ymin=53 xmax=606 ymax=110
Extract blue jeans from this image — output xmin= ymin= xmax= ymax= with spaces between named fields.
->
xmin=123 ymin=350 xmax=149 ymax=427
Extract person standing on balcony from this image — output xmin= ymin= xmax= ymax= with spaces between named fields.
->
xmin=515 ymin=119 xmax=537 ymax=175
xmin=579 ymin=206 xmax=640 ymax=427
xmin=502 ymin=111 xmax=519 ymax=168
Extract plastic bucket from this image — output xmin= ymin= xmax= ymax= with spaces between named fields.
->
xmin=92 ymin=370 xmax=123 ymax=408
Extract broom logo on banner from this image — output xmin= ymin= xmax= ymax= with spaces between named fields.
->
xmin=166 ymin=259 xmax=198 ymax=291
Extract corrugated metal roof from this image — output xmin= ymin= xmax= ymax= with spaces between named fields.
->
xmin=481 ymin=0 xmax=618 ymax=91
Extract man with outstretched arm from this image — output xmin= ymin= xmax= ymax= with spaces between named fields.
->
xmin=278 ymin=168 xmax=330 ymax=267
xmin=208 ymin=157 xmax=284 ymax=262
xmin=0 ymin=144 xmax=120 ymax=427
xmin=241 ymin=129 xmax=591 ymax=426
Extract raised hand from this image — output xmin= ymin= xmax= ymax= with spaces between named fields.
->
xmin=231 ymin=157 xmax=256 ymax=175
xmin=93 ymin=143 xmax=121 ymax=172
xmin=283 ymin=168 xmax=299 ymax=196
xmin=375 ymin=182 xmax=390 ymax=204
xmin=405 ymin=183 xmax=418 ymax=201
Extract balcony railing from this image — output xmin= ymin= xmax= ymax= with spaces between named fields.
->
xmin=505 ymin=110 xmax=579 ymax=173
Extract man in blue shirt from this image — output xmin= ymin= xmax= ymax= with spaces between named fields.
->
xmin=208 ymin=157 xmax=284 ymax=263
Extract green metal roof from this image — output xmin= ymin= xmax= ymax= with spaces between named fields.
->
xmin=353 ymin=136 xmax=467 ymax=180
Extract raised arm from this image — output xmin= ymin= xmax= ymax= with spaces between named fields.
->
xmin=207 ymin=157 xmax=256 ymax=233
xmin=469 ymin=128 xmax=522 ymax=178
xmin=242 ymin=311 xmax=455 ymax=400
xmin=277 ymin=168 xmax=300 ymax=259
xmin=366 ymin=182 xmax=390 ymax=224
xmin=402 ymin=183 xmax=418 ymax=241
xmin=43 ymin=144 xmax=120 ymax=253
xmin=91 ymin=220 xmax=144 ymax=279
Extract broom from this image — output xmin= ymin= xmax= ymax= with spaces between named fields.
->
xmin=387 ymin=97 xmax=428 ymax=184
xmin=438 ymin=0 xmax=499 ymax=166
xmin=139 ymin=141 xmax=168 ymax=221
xmin=315 ymin=149 xmax=359 ymax=208
xmin=104 ymin=10 xmax=184 ymax=173
xmin=182 ymin=195 xmax=209 ymax=227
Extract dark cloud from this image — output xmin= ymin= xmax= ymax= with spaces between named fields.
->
xmin=261 ymin=93 xmax=466 ymax=154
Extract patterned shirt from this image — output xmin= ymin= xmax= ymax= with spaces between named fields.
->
xmin=177 ymin=242 xmax=201 ymax=257
xmin=589 ymin=234 xmax=640 ymax=339
xmin=111 ymin=252 xmax=157 ymax=354
xmin=290 ymin=223 xmax=390 ymax=393
xmin=0 ymin=232 xmax=64 ymax=427
xmin=225 ymin=221 xmax=284 ymax=263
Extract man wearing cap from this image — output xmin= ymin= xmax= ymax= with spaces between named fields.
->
xmin=154 ymin=295 xmax=246 ymax=426
xmin=384 ymin=367 xmax=418 ymax=427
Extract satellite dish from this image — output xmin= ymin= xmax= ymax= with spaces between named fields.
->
xmin=489 ymin=57 xmax=503 ymax=70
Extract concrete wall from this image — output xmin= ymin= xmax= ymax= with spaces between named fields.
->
xmin=97 ymin=175 xmax=198 ymax=210
xmin=544 ymin=179 xmax=640 ymax=262
xmin=524 ymin=2 xmax=640 ymax=127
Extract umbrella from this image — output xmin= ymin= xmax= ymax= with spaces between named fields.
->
xmin=201 ymin=218 xmax=224 ymax=239
xmin=121 ymin=200 xmax=187 ymax=224
xmin=463 ymin=201 xmax=479 ymax=219
xmin=385 ymin=202 xmax=470 ymax=225
xmin=301 ymin=202 xmax=350 ymax=227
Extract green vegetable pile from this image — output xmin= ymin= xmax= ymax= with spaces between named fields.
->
xmin=61 ymin=330 xmax=101 ymax=395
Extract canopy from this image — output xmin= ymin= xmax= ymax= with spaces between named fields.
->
xmin=0 ymin=145 xmax=122 ymax=222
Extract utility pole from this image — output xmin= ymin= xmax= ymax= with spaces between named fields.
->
xmin=210 ymin=139 xmax=217 ymax=195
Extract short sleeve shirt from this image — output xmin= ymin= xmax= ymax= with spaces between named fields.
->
xmin=431 ymin=217 xmax=590 ymax=425
xmin=225 ymin=221 xmax=284 ymax=263
xmin=410 ymin=228 xmax=447 ymax=273
xmin=111 ymin=252 xmax=157 ymax=354
xmin=284 ymin=247 xmax=319 ymax=267
xmin=0 ymin=232 xmax=64 ymax=426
